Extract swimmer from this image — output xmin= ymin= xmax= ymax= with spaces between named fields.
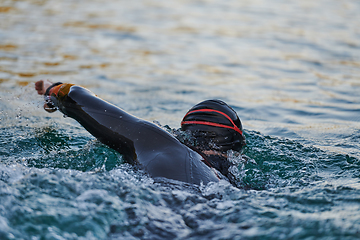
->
xmin=35 ymin=80 xmax=246 ymax=186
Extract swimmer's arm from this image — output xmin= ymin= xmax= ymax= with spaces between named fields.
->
xmin=35 ymin=80 xmax=138 ymax=163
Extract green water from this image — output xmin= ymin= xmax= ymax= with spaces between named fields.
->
xmin=1 ymin=0 xmax=360 ymax=239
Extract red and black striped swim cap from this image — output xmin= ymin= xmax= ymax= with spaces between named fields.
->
xmin=181 ymin=100 xmax=246 ymax=152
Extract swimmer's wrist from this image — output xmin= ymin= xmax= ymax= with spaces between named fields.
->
xmin=43 ymin=95 xmax=57 ymax=112
xmin=44 ymin=82 xmax=63 ymax=96
xmin=43 ymin=82 xmax=62 ymax=112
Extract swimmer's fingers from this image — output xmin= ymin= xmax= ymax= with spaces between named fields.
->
xmin=35 ymin=79 xmax=57 ymax=112
xmin=35 ymin=79 xmax=53 ymax=95
xmin=35 ymin=80 xmax=44 ymax=95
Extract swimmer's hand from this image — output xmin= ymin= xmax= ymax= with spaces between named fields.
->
xmin=35 ymin=80 xmax=57 ymax=113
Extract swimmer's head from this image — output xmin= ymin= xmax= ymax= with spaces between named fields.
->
xmin=181 ymin=100 xmax=246 ymax=153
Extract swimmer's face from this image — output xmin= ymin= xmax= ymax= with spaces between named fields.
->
xmin=201 ymin=149 xmax=228 ymax=158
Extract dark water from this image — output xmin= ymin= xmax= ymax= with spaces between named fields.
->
xmin=1 ymin=0 xmax=360 ymax=239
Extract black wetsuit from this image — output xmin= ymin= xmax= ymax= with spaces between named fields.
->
xmin=46 ymin=83 xmax=220 ymax=185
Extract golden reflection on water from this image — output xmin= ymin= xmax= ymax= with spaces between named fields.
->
xmin=0 ymin=44 xmax=18 ymax=51
xmin=63 ymin=21 xmax=137 ymax=33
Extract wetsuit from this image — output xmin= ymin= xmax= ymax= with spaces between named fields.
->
xmin=45 ymin=83 xmax=220 ymax=185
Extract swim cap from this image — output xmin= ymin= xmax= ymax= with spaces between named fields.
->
xmin=181 ymin=100 xmax=246 ymax=152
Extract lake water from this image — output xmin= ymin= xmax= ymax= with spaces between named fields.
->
xmin=1 ymin=0 xmax=360 ymax=239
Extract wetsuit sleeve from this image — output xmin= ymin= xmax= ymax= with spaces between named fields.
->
xmin=44 ymin=83 xmax=138 ymax=164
